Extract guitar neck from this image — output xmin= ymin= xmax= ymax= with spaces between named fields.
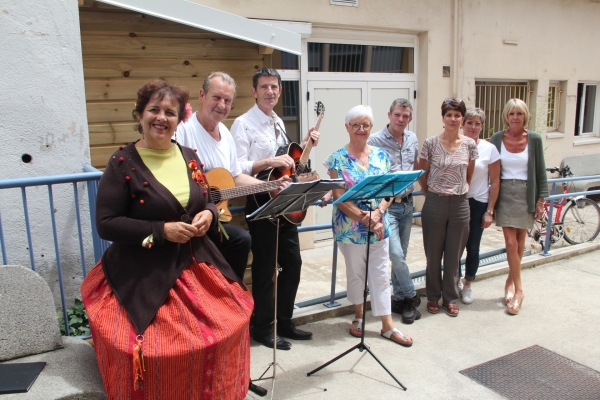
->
xmin=217 ymin=180 xmax=281 ymax=200
xmin=298 ymin=115 xmax=323 ymax=169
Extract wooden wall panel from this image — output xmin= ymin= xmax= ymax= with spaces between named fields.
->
xmin=84 ymin=77 xmax=253 ymax=101
xmin=80 ymin=7 xmax=265 ymax=168
xmin=83 ymin=57 xmax=262 ymax=79
xmin=83 ymin=36 xmax=259 ymax=59
xmin=86 ymin=97 xmax=255 ymax=124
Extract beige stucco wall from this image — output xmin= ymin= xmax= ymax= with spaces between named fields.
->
xmin=191 ymin=0 xmax=600 ymax=169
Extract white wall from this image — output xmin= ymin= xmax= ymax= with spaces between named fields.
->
xmin=190 ymin=0 xmax=600 ymax=169
xmin=0 ymin=0 xmax=93 ymax=310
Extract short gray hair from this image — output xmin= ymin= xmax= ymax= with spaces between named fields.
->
xmin=464 ymin=108 xmax=486 ymax=125
xmin=345 ymin=105 xmax=374 ymax=125
xmin=202 ymin=72 xmax=237 ymax=98
xmin=389 ymin=98 xmax=413 ymax=115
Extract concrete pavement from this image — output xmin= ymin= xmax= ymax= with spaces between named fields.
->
xmin=246 ymin=243 xmax=600 ymax=399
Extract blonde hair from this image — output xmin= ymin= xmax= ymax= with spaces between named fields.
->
xmin=502 ymin=98 xmax=530 ymax=129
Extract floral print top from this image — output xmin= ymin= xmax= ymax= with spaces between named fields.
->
xmin=324 ymin=146 xmax=391 ymax=245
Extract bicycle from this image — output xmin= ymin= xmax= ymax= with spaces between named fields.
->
xmin=528 ymin=165 xmax=600 ymax=249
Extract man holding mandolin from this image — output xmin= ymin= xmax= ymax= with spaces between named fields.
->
xmin=175 ymin=72 xmax=289 ymax=283
xmin=231 ymin=68 xmax=320 ymax=351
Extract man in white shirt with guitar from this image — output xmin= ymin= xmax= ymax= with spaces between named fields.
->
xmin=176 ymin=72 xmax=288 ymax=283
xmin=231 ymin=68 xmax=320 ymax=351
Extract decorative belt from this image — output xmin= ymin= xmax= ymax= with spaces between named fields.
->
xmin=394 ymin=194 xmax=412 ymax=203
xmin=428 ymin=189 xmax=460 ymax=197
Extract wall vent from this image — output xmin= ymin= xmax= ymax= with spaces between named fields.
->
xmin=330 ymin=0 xmax=358 ymax=6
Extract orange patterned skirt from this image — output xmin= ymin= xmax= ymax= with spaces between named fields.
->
xmin=81 ymin=260 xmax=253 ymax=400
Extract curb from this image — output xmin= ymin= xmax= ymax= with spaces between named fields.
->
xmin=291 ymin=242 xmax=600 ymax=327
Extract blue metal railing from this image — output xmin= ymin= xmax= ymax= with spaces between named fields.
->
xmin=0 ymin=165 xmax=104 ymax=335
xmin=541 ymin=175 xmax=600 ymax=256
xmin=12 ymin=167 xmax=597 ymax=331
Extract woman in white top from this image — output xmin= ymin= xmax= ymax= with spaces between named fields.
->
xmin=489 ymin=99 xmax=548 ymax=315
xmin=459 ymin=109 xmax=500 ymax=304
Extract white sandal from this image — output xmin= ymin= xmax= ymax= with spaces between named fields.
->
xmin=349 ymin=318 xmax=363 ymax=338
xmin=380 ymin=327 xmax=412 ymax=347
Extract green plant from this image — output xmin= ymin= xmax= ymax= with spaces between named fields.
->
xmin=57 ymin=299 xmax=90 ymax=336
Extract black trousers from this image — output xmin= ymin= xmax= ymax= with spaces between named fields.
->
xmin=207 ymin=223 xmax=251 ymax=281
xmin=464 ymin=198 xmax=488 ymax=282
xmin=246 ymin=198 xmax=302 ymax=337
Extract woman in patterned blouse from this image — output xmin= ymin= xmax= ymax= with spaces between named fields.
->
xmin=324 ymin=105 xmax=412 ymax=347
xmin=417 ymin=98 xmax=478 ymax=317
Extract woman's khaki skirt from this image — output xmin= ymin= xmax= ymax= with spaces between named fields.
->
xmin=496 ymin=179 xmax=534 ymax=229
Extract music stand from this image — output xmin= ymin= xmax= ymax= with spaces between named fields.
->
xmin=248 ymin=178 xmax=344 ymax=399
xmin=306 ymin=171 xmax=423 ymax=391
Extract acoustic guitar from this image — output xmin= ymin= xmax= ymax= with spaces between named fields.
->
xmin=254 ymin=101 xmax=325 ymax=225
xmin=205 ymin=168 xmax=282 ymax=222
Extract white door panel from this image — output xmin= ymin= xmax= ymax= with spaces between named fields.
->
xmin=368 ymin=82 xmax=415 ymax=133
xmin=306 ymin=80 xmax=415 ymax=241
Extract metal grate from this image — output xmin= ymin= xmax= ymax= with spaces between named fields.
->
xmin=475 ymin=81 xmax=531 ymax=138
xmin=461 ymin=345 xmax=600 ymax=399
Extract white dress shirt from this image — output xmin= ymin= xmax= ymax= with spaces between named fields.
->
xmin=230 ymin=104 xmax=288 ymax=176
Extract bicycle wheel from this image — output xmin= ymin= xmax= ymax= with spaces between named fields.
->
xmin=561 ymin=198 xmax=600 ymax=244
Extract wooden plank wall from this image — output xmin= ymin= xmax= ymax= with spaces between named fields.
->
xmin=79 ymin=2 xmax=267 ymax=169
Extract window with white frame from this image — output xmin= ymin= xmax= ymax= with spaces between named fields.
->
xmin=547 ymin=82 xmax=562 ymax=131
xmin=307 ymin=43 xmax=414 ymax=73
xmin=575 ymin=83 xmax=599 ymax=136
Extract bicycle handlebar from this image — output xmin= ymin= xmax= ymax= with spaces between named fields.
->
xmin=546 ymin=165 xmax=573 ymax=177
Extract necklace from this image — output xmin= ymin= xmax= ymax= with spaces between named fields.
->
xmin=348 ymin=144 xmax=370 ymax=166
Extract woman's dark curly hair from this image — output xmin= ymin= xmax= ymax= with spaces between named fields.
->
xmin=132 ymin=80 xmax=190 ymax=134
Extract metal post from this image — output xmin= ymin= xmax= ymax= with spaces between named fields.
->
xmin=48 ymin=185 xmax=70 ymax=336
xmin=73 ymin=183 xmax=87 ymax=277
xmin=541 ymin=183 xmax=557 ymax=257
xmin=323 ymin=241 xmax=341 ymax=308
xmin=0 ymin=211 xmax=7 ymax=264
xmin=21 ymin=187 xmax=36 ymax=271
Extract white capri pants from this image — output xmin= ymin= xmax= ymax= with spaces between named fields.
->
xmin=338 ymin=238 xmax=391 ymax=317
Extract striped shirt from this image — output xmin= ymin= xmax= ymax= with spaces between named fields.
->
xmin=420 ymin=135 xmax=478 ymax=195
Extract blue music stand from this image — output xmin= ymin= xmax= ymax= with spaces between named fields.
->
xmin=307 ymin=171 xmax=423 ymax=391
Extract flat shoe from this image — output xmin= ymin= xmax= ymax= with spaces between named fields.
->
xmin=507 ymin=297 xmax=524 ymax=315
xmin=349 ymin=318 xmax=363 ymax=338
xmin=380 ymin=328 xmax=412 ymax=347
xmin=442 ymin=302 xmax=459 ymax=317
xmin=426 ymin=301 xmax=439 ymax=314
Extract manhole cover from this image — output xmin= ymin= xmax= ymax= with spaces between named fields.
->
xmin=460 ymin=345 xmax=600 ymax=399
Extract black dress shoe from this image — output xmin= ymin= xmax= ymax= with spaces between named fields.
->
xmin=277 ymin=325 xmax=313 ymax=340
xmin=249 ymin=382 xmax=267 ymax=397
xmin=401 ymin=295 xmax=422 ymax=324
xmin=253 ymin=333 xmax=292 ymax=350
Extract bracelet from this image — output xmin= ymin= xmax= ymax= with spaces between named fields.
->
xmin=536 ymin=201 xmax=544 ymax=205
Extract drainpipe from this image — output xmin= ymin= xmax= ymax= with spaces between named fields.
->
xmin=453 ymin=0 xmax=461 ymax=97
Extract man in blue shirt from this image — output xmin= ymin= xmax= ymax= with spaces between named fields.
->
xmin=367 ymin=98 xmax=421 ymax=324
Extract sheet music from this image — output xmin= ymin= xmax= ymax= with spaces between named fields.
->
xmin=247 ymin=179 xmax=344 ymax=220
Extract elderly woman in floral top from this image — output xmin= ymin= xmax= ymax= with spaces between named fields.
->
xmin=324 ymin=105 xmax=412 ymax=347
xmin=418 ymin=98 xmax=478 ymax=318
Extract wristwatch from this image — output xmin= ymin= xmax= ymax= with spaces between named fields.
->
xmin=376 ymin=207 xmax=386 ymax=214
xmin=485 ymin=209 xmax=494 ymax=215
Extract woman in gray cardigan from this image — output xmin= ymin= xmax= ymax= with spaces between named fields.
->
xmin=489 ymin=99 xmax=548 ymax=315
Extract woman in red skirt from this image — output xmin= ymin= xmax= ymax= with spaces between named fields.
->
xmin=81 ymin=80 xmax=253 ymax=399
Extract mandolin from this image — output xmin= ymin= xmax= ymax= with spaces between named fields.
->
xmin=254 ymin=101 xmax=325 ymax=224
xmin=205 ymin=168 xmax=282 ymax=222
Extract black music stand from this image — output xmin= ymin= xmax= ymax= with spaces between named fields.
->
xmin=306 ymin=171 xmax=423 ymax=391
xmin=247 ymin=178 xmax=344 ymax=399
